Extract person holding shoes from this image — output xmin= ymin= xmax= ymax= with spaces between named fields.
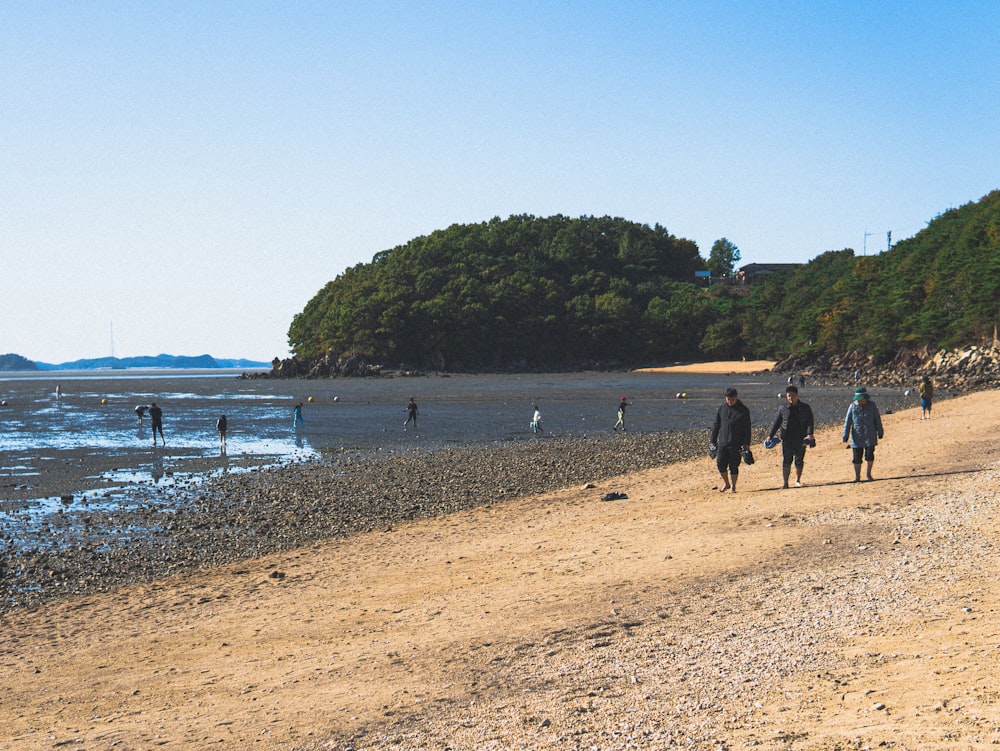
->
xmin=767 ymin=385 xmax=815 ymax=489
xmin=710 ymin=387 xmax=751 ymax=493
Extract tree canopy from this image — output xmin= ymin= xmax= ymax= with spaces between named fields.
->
xmin=736 ymin=190 xmax=1000 ymax=361
xmin=707 ymin=238 xmax=741 ymax=277
xmin=289 ymin=215 xmax=715 ymax=368
xmin=287 ymin=191 xmax=1000 ymax=370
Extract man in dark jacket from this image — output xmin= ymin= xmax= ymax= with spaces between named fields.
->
xmin=710 ymin=388 xmax=752 ymax=493
xmin=767 ymin=385 xmax=815 ymax=488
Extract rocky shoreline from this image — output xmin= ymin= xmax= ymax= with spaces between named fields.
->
xmin=773 ymin=343 xmax=1000 ymax=390
xmin=257 ymin=343 xmax=1000 ymax=394
xmin=3 ymin=430 xmax=708 ymax=613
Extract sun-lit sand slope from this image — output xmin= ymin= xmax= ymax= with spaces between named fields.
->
xmin=634 ymin=359 xmax=776 ymax=374
xmin=3 ymin=387 xmax=999 ymax=750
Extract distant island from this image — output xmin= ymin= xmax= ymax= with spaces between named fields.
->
xmin=0 ymin=353 xmax=271 ymax=372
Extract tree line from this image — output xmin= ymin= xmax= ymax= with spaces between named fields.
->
xmin=288 ymin=191 xmax=999 ymax=370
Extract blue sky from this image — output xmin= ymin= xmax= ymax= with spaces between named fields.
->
xmin=2 ymin=2 xmax=997 ymax=364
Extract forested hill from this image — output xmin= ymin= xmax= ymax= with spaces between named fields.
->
xmin=289 ymin=215 xmax=709 ymax=369
xmin=286 ymin=193 xmax=999 ymax=373
xmin=742 ymin=189 xmax=1000 ymax=363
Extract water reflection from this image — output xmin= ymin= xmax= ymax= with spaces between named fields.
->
xmin=151 ymin=452 xmax=164 ymax=484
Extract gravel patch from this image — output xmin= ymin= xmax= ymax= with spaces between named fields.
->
xmin=2 ymin=430 xmax=707 ymax=612
xmin=306 ymin=465 xmax=1000 ymax=750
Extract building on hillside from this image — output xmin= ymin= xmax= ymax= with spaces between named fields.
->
xmin=737 ymin=263 xmax=802 ymax=282
xmin=695 ymin=263 xmax=803 ymax=288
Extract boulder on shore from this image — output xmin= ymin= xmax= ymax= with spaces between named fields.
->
xmin=773 ymin=344 xmax=1000 ymax=391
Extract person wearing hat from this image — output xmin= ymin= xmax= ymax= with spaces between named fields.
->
xmin=710 ymin=387 xmax=752 ymax=493
xmin=613 ymin=395 xmax=631 ymax=432
xmin=767 ymin=385 xmax=815 ymax=488
xmin=842 ymin=387 xmax=884 ymax=482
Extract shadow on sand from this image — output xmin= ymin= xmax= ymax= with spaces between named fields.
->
xmin=747 ymin=466 xmax=982 ymax=493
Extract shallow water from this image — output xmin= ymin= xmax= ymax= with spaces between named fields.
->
xmin=1 ymin=369 xmax=917 ymax=556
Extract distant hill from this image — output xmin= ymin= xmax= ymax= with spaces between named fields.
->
xmin=3 ymin=354 xmax=271 ymax=372
xmin=0 ymin=353 xmax=38 ymax=372
xmin=284 ymin=192 xmax=999 ymax=372
xmin=289 ymin=214 xmax=706 ymax=369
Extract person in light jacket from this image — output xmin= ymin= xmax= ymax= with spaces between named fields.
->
xmin=842 ymin=386 xmax=884 ymax=482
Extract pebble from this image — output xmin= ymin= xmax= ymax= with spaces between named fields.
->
xmin=2 ymin=431 xmax=706 ymax=612
xmin=310 ymin=465 xmax=1000 ymax=750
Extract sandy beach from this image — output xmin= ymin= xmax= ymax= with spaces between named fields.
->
xmin=3 ymin=383 xmax=999 ymax=749
xmin=634 ymin=359 xmax=776 ymax=374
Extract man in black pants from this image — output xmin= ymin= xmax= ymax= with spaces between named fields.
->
xmin=767 ymin=385 xmax=815 ymax=488
xmin=149 ymin=402 xmax=165 ymax=447
xmin=710 ymin=387 xmax=752 ymax=493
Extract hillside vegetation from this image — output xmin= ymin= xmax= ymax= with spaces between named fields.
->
xmin=290 ymin=215 xmax=709 ymax=369
xmin=746 ymin=189 xmax=1000 ymax=362
xmin=287 ymin=192 xmax=1000 ymax=371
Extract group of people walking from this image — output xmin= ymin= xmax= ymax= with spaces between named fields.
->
xmin=710 ymin=383 xmax=890 ymax=492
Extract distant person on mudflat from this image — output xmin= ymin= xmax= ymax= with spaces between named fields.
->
xmin=919 ymin=375 xmax=934 ymax=419
xmin=531 ymin=405 xmax=543 ymax=434
xmin=613 ymin=396 xmax=630 ymax=432
xmin=403 ymin=398 xmax=418 ymax=430
xmin=149 ymin=402 xmax=165 ymax=446
xmin=293 ymin=402 xmax=304 ymax=429
xmin=55 ymin=384 xmax=62 ymax=399
xmin=217 ymin=414 xmax=228 ymax=453
xmin=842 ymin=387 xmax=884 ymax=482
xmin=767 ymin=385 xmax=814 ymax=489
xmin=135 ymin=404 xmax=148 ymax=426
xmin=710 ymin=387 xmax=751 ymax=493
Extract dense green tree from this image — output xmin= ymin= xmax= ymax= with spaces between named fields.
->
xmin=707 ymin=238 xmax=741 ymax=277
xmin=289 ymin=215 xmax=711 ymax=368
xmin=287 ymin=192 xmax=1000 ymax=370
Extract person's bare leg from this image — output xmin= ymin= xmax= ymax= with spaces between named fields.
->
xmin=719 ymin=471 xmax=730 ymax=492
xmin=866 ymin=460 xmax=874 ymax=481
xmin=782 ymin=465 xmax=790 ymax=489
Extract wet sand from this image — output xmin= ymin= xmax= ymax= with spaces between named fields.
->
xmin=2 ymin=430 xmax=712 ymax=611
xmin=3 ymin=385 xmax=999 ymax=749
xmin=2 ymin=361 xmax=895 ymax=611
